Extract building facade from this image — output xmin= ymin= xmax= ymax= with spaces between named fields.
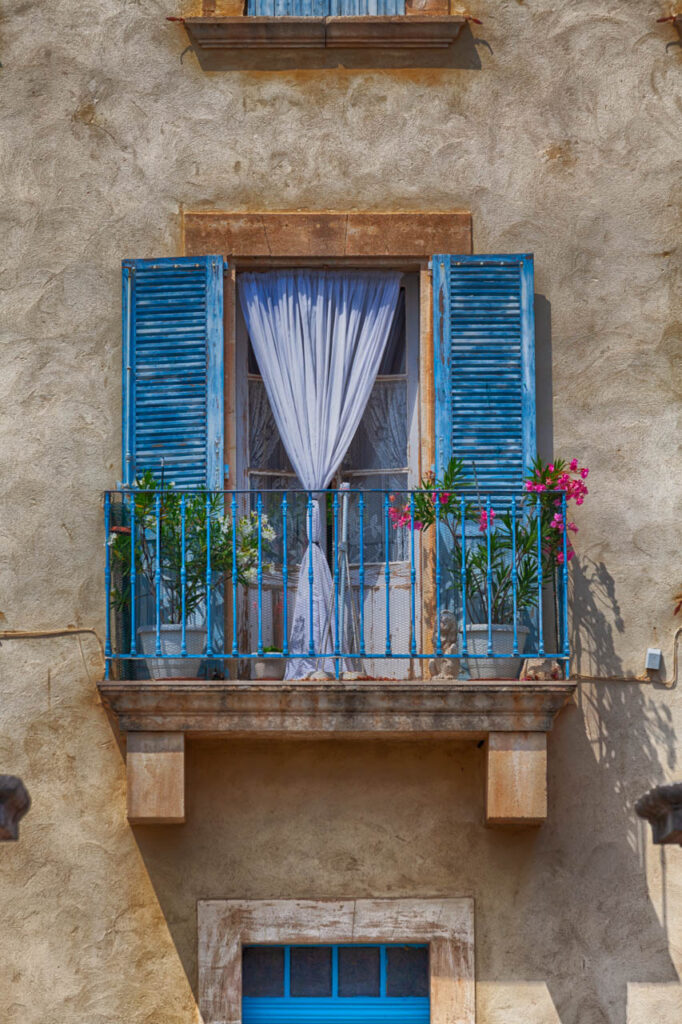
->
xmin=1 ymin=2 xmax=681 ymax=1022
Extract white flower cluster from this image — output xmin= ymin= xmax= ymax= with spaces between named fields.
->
xmin=237 ymin=511 xmax=276 ymax=544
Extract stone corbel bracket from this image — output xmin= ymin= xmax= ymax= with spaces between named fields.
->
xmin=0 ymin=775 xmax=31 ymax=841
xmin=635 ymin=783 xmax=682 ymax=845
xmin=98 ymin=680 xmax=575 ymax=828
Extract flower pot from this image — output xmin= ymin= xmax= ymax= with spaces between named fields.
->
xmin=460 ymin=623 xmax=530 ymax=680
xmin=137 ymin=624 xmax=207 ymax=679
xmin=251 ymin=655 xmax=286 ymax=681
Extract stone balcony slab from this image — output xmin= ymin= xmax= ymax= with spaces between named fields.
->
xmin=97 ymin=679 xmax=575 ymax=738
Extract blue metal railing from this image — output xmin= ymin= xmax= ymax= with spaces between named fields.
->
xmin=104 ymin=487 xmax=571 ymax=680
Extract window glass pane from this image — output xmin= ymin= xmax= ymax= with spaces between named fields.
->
xmin=290 ymin=946 xmax=332 ymax=997
xmin=339 ymin=947 xmax=380 ymax=997
xmin=386 ymin=947 xmax=429 ymax=997
xmin=242 ymin=946 xmax=285 ymax=997
xmin=378 ymin=288 xmax=406 ymax=375
xmin=342 ymin=380 xmax=408 ymax=474
xmin=248 ymin=378 xmax=294 ymax=473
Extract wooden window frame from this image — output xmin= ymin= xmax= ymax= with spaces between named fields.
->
xmin=183 ymin=210 xmax=472 ymax=663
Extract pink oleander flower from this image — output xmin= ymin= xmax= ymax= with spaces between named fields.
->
xmin=440 ymin=492 xmax=450 ymax=504
xmin=548 ymin=464 xmax=554 ymax=472
xmin=570 ymin=458 xmax=578 ymax=471
xmin=580 ymin=467 xmax=589 ymax=479
xmin=567 ymin=522 xmax=578 ymax=533
xmin=479 ymin=508 xmax=497 ymax=532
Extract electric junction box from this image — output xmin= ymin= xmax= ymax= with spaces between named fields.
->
xmin=645 ymin=648 xmax=662 ymax=671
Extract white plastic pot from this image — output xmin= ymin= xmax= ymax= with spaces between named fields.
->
xmin=251 ymin=655 xmax=286 ymax=681
xmin=137 ymin=624 xmax=207 ymax=679
xmin=460 ymin=623 xmax=530 ymax=680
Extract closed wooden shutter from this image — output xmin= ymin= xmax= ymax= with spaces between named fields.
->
xmin=433 ymin=253 xmax=536 ymax=491
xmin=121 ymin=255 xmax=224 ymax=489
xmin=250 ymin=1 xmax=405 ymax=15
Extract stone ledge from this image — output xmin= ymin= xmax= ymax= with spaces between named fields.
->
xmin=97 ymin=679 xmax=575 ymax=738
xmin=181 ymin=15 xmax=467 ymax=68
xmin=184 ymin=15 xmax=465 ymax=49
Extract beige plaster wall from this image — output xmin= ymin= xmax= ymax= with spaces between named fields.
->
xmin=1 ymin=1 xmax=681 ymax=1022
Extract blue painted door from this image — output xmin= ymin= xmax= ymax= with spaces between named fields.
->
xmin=242 ymin=945 xmax=430 ymax=1024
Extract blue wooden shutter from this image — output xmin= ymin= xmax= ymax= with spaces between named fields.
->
xmin=250 ymin=0 xmax=405 ymax=15
xmin=122 ymin=255 xmax=224 ymax=489
xmin=433 ymin=253 xmax=536 ymax=491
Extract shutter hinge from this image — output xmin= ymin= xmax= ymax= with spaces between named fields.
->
xmin=427 ymin=258 xmax=433 ymax=271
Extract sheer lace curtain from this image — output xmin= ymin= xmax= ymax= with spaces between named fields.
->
xmin=239 ymin=269 xmax=401 ymax=678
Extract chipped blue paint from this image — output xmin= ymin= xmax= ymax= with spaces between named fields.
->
xmin=432 ymin=253 xmax=537 ymax=491
xmin=121 ymin=255 xmax=224 ymax=488
xmin=250 ymin=0 xmax=405 ymax=15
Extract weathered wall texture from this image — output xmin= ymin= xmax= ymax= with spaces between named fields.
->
xmin=1 ymin=1 xmax=681 ymax=1022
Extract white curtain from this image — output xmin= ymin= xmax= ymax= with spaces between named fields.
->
xmin=239 ymin=269 xmax=401 ymax=678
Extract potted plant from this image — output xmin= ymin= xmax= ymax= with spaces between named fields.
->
xmin=109 ymin=471 xmax=273 ymax=678
xmin=252 ymin=645 xmax=286 ymax=680
xmin=390 ymin=456 xmax=589 ymax=679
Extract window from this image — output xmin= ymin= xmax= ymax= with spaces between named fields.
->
xmin=248 ymin=1 xmax=406 ymax=16
xmin=242 ymin=944 xmax=430 ymax=1024
xmin=197 ymin=897 xmax=474 ymax=1024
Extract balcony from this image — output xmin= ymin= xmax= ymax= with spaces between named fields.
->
xmin=98 ymin=484 xmax=575 ymax=826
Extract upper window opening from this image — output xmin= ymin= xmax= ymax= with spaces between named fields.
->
xmin=247 ymin=1 xmax=406 ymax=15
xmin=242 ymin=944 xmax=429 ymax=1009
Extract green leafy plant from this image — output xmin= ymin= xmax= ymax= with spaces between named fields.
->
xmin=389 ymin=455 xmax=589 ymax=624
xmin=109 ymin=470 xmax=274 ymax=624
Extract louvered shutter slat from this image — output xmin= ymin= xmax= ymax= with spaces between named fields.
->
xmin=433 ymin=254 xmax=536 ymax=493
xmin=122 ymin=255 xmax=224 ymax=490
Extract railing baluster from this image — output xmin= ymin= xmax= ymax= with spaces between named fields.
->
xmin=205 ymin=493 xmax=213 ymax=658
xmin=333 ymin=489 xmax=340 ymax=678
xmin=358 ymin=492 xmax=366 ymax=658
xmin=562 ymin=490 xmax=570 ymax=677
xmin=155 ymin=492 xmax=162 ymax=657
xmin=384 ymin=492 xmax=391 ymax=657
xmin=129 ymin=492 xmax=137 ymax=657
xmin=460 ymin=496 xmax=468 ymax=662
xmin=180 ymin=494 xmax=187 ymax=657
xmin=435 ymin=489 xmax=442 ymax=657
xmin=537 ymin=493 xmax=545 ymax=657
xmin=308 ymin=492 xmax=315 ymax=659
xmin=257 ymin=492 xmax=263 ymax=657
xmin=231 ymin=492 xmax=238 ymax=658
xmin=409 ymin=491 xmax=416 ymax=658
xmin=282 ymin=492 xmax=289 ymax=658
xmin=486 ymin=495 xmax=493 ymax=657
xmin=511 ymin=495 xmax=518 ymax=657
xmin=104 ymin=492 xmax=112 ymax=677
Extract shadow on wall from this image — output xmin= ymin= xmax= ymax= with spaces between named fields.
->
xmin=534 ymin=295 xmax=554 ymax=461
xmin=129 ymin=698 xmax=678 ymax=1024
xmin=571 ymin=556 xmax=627 ymax=679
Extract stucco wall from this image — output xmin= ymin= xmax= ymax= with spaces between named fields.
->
xmin=1 ymin=1 xmax=681 ymax=1022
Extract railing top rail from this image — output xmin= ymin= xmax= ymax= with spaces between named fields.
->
xmin=105 ymin=487 xmax=569 ymax=497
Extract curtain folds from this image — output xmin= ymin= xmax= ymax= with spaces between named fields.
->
xmin=239 ymin=269 xmax=401 ymax=678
